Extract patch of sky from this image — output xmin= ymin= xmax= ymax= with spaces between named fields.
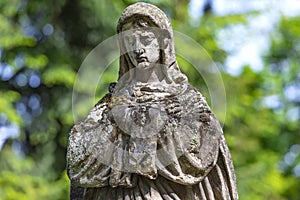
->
xmin=0 ymin=123 xmax=20 ymax=150
xmin=189 ymin=0 xmax=300 ymax=76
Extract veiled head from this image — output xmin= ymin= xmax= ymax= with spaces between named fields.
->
xmin=116 ymin=2 xmax=186 ymax=84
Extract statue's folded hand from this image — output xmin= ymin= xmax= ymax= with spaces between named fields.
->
xmin=165 ymin=98 xmax=183 ymax=119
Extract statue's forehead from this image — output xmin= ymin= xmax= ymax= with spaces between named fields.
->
xmin=121 ymin=18 xmax=154 ymax=31
xmin=121 ymin=22 xmax=134 ymax=31
xmin=122 ymin=29 xmax=155 ymax=36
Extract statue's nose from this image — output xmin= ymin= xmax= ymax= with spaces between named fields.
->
xmin=134 ymin=48 xmax=145 ymax=56
xmin=133 ymin=37 xmax=145 ymax=53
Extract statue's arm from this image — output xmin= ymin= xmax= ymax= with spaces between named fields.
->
xmin=67 ymin=95 xmax=114 ymax=187
xmin=157 ymin=86 xmax=222 ymax=185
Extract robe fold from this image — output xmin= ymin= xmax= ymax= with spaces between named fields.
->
xmin=67 ymin=83 xmax=238 ymax=199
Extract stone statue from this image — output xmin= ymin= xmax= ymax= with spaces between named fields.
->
xmin=67 ymin=2 xmax=238 ymax=200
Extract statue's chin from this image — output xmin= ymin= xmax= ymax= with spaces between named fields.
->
xmin=136 ymin=62 xmax=152 ymax=70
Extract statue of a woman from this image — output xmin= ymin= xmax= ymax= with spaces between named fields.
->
xmin=67 ymin=2 xmax=238 ymax=200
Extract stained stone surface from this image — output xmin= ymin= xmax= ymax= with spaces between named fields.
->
xmin=67 ymin=2 xmax=238 ymax=200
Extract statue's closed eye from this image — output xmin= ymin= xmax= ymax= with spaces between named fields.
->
xmin=126 ymin=36 xmax=134 ymax=45
xmin=140 ymin=35 xmax=154 ymax=45
xmin=125 ymin=32 xmax=156 ymax=46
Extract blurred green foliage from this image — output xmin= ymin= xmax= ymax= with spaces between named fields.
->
xmin=0 ymin=0 xmax=300 ymax=199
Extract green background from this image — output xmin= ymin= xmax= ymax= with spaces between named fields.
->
xmin=0 ymin=0 xmax=300 ymax=199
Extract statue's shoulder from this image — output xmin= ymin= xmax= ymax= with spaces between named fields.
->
xmin=94 ymin=93 xmax=112 ymax=108
xmin=182 ymin=84 xmax=209 ymax=107
xmin=93 ymin=82 xmax=117 ymax=111
xmin=72 ymin=83 xmax=116 ymax=131
xmin=85 ymin=93 xmax=112 ymax=124
xmin=94 ymin=82 xmax=116 ymax=107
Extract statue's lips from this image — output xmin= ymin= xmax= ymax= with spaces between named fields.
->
xmin=136 ymin=57 xmax=147 ymax=63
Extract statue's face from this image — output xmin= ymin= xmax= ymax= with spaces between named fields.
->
xmin=123 ymin=27 xmax=160 ymax=70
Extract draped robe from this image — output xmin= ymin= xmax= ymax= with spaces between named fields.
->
xmin=67 ymin=81 xmax=238 ymax=199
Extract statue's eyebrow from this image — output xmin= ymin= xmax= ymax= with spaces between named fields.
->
xmin=140 ymin=32 xmax=155 ymax=37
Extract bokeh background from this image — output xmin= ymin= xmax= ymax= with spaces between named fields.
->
xmin=1 ymin=0 xmax=300 ymax=199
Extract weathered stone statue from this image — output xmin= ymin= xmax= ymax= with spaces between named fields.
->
xmin=67 ymin=2 xmax=238 ymax=200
